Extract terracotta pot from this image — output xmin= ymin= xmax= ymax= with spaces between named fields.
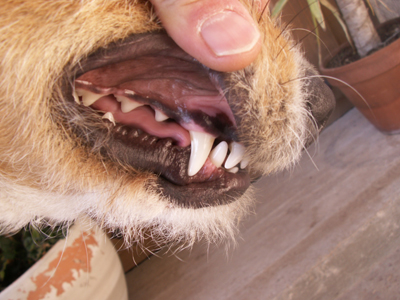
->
xmin=320 ymin=29 xmax=400 ymax=134
xmin=0 ymin=220 xmax=128 ymax=300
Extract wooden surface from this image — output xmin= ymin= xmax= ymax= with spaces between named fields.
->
xmin=125 ymin=109 xmax=400 ymax=300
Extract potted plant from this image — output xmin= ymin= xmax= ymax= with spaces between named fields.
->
xmin=273 ymin=0 xmax=400 ymax=133
xmin=0 ymin=220 xmax=128 ymax=300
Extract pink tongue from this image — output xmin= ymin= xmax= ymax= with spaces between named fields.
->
xmin=92 ymin=95 xmax=191 ymax=147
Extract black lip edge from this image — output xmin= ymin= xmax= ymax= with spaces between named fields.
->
xmin=157 ymin=171 xmax=251 ymax=209
xmin=99 ymin=123 xmax=254 ymax=209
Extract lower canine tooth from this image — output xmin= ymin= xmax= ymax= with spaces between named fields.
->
xmin=155 ymin=109 xmax=169 ymax=122
xmin=102 ymin=112 xmax=116 ymax=126
xmin=209 ymin=141 xmax=228 ymax=168
xmin=75 ymin=88 xmax=104 ymax=107
xmin=224 ymin=142 xmax=245 ymax=169
xmin=188 ymin=131 xmax=215 ymax=177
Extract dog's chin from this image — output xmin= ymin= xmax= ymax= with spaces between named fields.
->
xmin=61 ymin=31 xmax=258 ymax=209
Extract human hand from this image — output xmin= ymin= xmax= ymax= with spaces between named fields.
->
xmin=150 ymin=0 xmax=265 ymax=72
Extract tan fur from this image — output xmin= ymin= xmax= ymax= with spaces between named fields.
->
xmin=0 ymin=0 xmax=312 ymax=247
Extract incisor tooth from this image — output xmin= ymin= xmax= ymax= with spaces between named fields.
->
xmin=227 ymin=167 xmax=239 ymax=174
xmin=75 ymin=88 xmax=104 ymax=107
xmin=102 ymin=112 xmax=116 ymax=126
xmin=240 ymin=157 xmax=250 ymax=169
xmin=188 ymin=131 xmax=215 ymax=177
xmin=155 ymin=109 xmax=169 ymax=122
xmin=115 ymin=95 xmax=143 ymax=113
xmin=224 ymin=142 xmax=245 ymax=169
xmin=209 ymin=141 xmax=228 ymax=168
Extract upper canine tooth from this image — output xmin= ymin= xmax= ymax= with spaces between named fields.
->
xmin=75 ymin=88 xmax=104 ymax=107
xmin=102 ymin=112 xmax=116 ymax=126
xmin=188 ymin=131 xmax=215 ymax=177
xmin=115 ymin=95 xmax=143 ymax=113
xmin=209 ymin=141 xmax=228 ymax=168
xmin=72 ymin=89 xmax=80 ymax=104
xmin=224 ymin=142 xmax=245 ymax=169
xmin=154 ymin=109 xmax=169 ymax=122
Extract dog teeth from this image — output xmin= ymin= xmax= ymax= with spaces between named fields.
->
xmin=115 ymin=95 xmax=143 ymax=113
xmin=72 ymin=89 xmax=80 ymax=104
xmin=73 ymin=87 xmax=250 ymax=172
xmin=188 ymin=134 xmax=248 ymax=176
xmin=210 ymin=141 xmax=248 ymax=171
xmin=102 ymin=112 xmax=116 ymax=126
xmin=154 ymin=109 xmax=169 ymax=122
xmin=75 ymin=88 xmax=104 ymax=107
xmin=209 ymin=141 xmax=228 ymax=168
xmin=224 ymin=142 xmax=245 ymax=169
xmin=240 ymin=157 xmax=250 ymax=169
xmin=227 ymin=167 xmax=239 ymax=174
xmin=188 ymin=131 xmax=215 ymax=176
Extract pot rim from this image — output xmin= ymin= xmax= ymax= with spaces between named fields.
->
xmin=320 ymin=18 xmax=400 ymax=84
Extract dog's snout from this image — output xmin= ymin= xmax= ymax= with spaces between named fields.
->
xmin=306 ymin=71 xmax=336 ymax=131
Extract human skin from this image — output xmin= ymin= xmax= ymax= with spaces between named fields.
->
xmin=150 ymin=0 xmax=266 ymax=72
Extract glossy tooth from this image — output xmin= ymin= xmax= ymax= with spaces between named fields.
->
xmin=188 ymin=131 xmax=215 ymax=177
xmin=102 ymin=112 xmax=116 ymax=126
xmin=240 ymin=157 xmax=250 ymax=169
xmin=227 ymin=167 xmax=239 ymax=174
xmin=72 ymin=89 xmax=80 ymax=104
xmin=115 ymin=95 xmax=143 ymax=113
xmin=209 ymin=141 xmax=228 ymax=168
xmin=75 ymin=88 xmax=104 ymax=107
xmin=224 ymin=142 xmax=245 ymax=169
xmin=155 ymin=109 xmax=169 ymax=122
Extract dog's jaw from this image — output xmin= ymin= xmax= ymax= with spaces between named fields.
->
xmin=0 ymin=1 xmax=334 ymax=246
xmin=66 ymin=32 xmax=254 ymax=209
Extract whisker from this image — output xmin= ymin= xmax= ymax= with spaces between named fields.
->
xmin=286 ymin=74 xmax=379 ymax=127
xmin=274 ymin=24 xmax=317 ymax=61
xmin=284 ymin=74 xmax=371 ymax=111
xmin=274 ymin=0 xmax=320 ymax=41
xmin=288 ymin=23 xmax=319 ymax=49
xmin=258 ymin=0 xmax=272 ymax=23
xmin=41 ymin=226 xmax=70 ymax=288
xmin=303 ymin=142 xmax=320 ymax=171
xmin=288 ymin=124 xmax=319 ymax=171
xmin=290 ymin=28 xmax=333 ymax=57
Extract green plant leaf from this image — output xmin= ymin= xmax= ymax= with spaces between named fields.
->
xmin=320 ymin=0 xmax=353 ymax=46
xmin=307 ymin=0 xmax=326 ymax=30
xmin=311 ymin=15 xmax=323 ymax=66
xmin=271 ymin=0 xmax=289 ymax=17
xmin=0 ymin=237 xmax=16 ymax=260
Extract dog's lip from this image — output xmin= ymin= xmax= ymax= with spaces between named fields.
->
xmin=74 ymin=32 xmax=202 ymax=78
xmin=107 ymin=126 xmax=252 ymax=208
xmin=68 ymin=31 xmax=252 ymax=207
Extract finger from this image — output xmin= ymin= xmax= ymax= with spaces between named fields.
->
xmin=150 ymin=0 xmax=262 ymax=72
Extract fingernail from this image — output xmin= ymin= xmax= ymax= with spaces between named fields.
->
xmin=200 ymin=11 xmax=260 ymax=57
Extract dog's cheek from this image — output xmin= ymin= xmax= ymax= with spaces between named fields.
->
xmin=226 ymin=19 xmax=308 ymax=176
xmin=0 ymin=1 xmax=161 ymax=191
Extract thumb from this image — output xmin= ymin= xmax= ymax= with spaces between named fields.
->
xmin=150 ymin=0 xmax=262 ymax=72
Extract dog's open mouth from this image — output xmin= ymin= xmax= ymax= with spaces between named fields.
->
xmin=68 ymin=32 xmax=251 ymax=208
